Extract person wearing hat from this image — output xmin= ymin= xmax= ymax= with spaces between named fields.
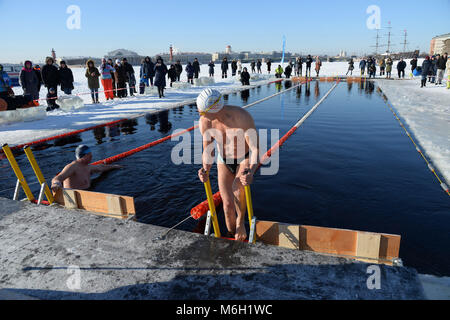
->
xmin=19 ymin=60 xmax=39 ymax=100
xmin=51 ymin=145 xmax=122 ymax=191
xmin=85 ymin=59 xmax=101 ymax=103
xmin=99 ymin=58 xmax=115 ymax=100
xmin=41 ymin=56 xmax=60 ymax=94
xmin=59 ymin=60 xmax=74 ymax=95
xmin=196 ymin=88 xmax=259 ymax=242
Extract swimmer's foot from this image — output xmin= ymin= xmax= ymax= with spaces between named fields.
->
xmin=235 ymin=224 xmax=247 ymax=242
xmin=226 ymin=231 xmax=235 ymax=239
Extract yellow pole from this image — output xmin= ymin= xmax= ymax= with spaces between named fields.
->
xmin=23 ymin=146 xmax=54 ymax=204
xmin=244 ymin=185 xmax=254 ymax=229
xmin=204 ymin=178 xmax=221 ymax=238
xmin=2 ymin=144 xmax=35 ymax=201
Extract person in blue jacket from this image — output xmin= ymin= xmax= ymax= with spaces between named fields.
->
xmin=359 ymin=58 xmax=367 ymax=76
xmin=185 ymin=62 xmax=194 ymax=84
xmin=153 ymin=56 xmax=168 ymax=98
xmin=0 ymin=64 xmax=12 ymax=99
xmin=421 ymin=56 xmax=432 ymax=88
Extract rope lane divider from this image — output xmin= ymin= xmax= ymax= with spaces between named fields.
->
xmin=377 ymin=88 xmax=449 ymax=197
xmin=190 ymin=80 xmax=340 ymax=220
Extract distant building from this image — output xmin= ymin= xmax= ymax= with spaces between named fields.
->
xmin=225 ymin=45 xmax=232 ymax=54
xmin=106 ymin=49 xmax=144 ymax=65
xmin=58 ymin=56 xmax=102 ymax=67
xmin=157 ymin=52 xmax=212 ymax=64
xmin=430 ymin=33 xmax=450 ymax=55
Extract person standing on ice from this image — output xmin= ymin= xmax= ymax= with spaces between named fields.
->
xmin=305 ymin=55 xmax=313 ymax=77
xmin=58 ymin=61 xmax=74 ymax=95
xmin=231 ymin=59 xmax=238 ymax=76
xmin=421 ymin=56 xmax=432 ymax=88
xmin=154 ymin=56 xmax=168 ymax=98
xmin=208 ymin=60 xmax=215 ymax=77
xmin=121 ymin=58 xmax=136 ymax=96
xmin=436 ymin=53 xmax=447 ymax=85
xmin=397 ymin=58 xmax=406 ymax=79
xmin=85 ymin=59 xmax=101 ymax=104
xmin=237 ymin=60 xmax=242 ymax=75
xmin=379 ymin=58 xmax=386 ymax=76
xmin=295 ymin=57 xmax=303 ymax=76
xmin=175 ymin=60 xmax=183 ymax=81
xmin=221 ymin=57 xmax=229 ymax=78
xmin=193 ymin=58 xmax=201 ymax=79
xmin=256 ymin=59 xmax=262 ymax=74
xmin=196 ymin=88 xmax=259 ymax=242
xmin=346 ymin=58 xmax=354 ymax=76
xmin=140 ymin=56 xmax=155 ymax=87
xmin=284 ymin=64 xmax=292 ymax=78
xmin=33 ymin=65 xmax=42 ymax=95
xmin=314 ymin=57 xmax=322 ymax=77
xmin=185 ymin=62 xmax=194 ymax=84
xmin=41 ymin=57 xmax=60 ymax=95
xmin=167 ymin=64 xmax=177 ymax=88
xmin=266 ymin=59 xmax=272 ymax=74
xmin=386 ymin=57 xmax=393 ymax=79
xmin=240 ymin=67 xmax=250 ymax=85
xmin=0 ymin=64 xmax=12 ymax=101
xmin=99 ymin=58 xmax=115 ymax=101
xmin=114 ymin=59 xmax=127 ymax=98
xmin=410 ymin=56 xmax=418 ymax=75
xmin=359 ymin=58 xmax=366 ymax=76
xmin=19 ymin=61 xmax=39 ymax=100
xmin=250 ymin=61 xmax=256 ymax=73
xmin=107 ymin=59 xmax=116 ymax=96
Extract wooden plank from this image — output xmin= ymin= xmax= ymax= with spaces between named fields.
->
xmin=299 ymin=225 xmax=357 ymax=256
xmin=278 ymin=224 xmax=300 ymax=249
xmin=54 ymin=189 xmax=135 ymax=218
xmin=356 ymin=232 xmax=381 ymax=260
xmin=62 ymin=189 xmax=78 ymax=209
xmin=255 ymin=220 xmax=279 ymax=245
xmin=106 ymin=195 xmax=124 ymax=216
xmin=379 ymin=234 xmax=401 ymax=260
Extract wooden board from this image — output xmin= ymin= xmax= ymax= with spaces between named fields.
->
xmin=54 ymin=189 xmax=135 ymax=219
xmin=255 ymin=220 xmax=401 ymax=265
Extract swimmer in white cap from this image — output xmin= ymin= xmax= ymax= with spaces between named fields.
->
xmin=197 ymin=88 xmax=259 ymax=242
xmin=51 ymin=144 xmax=122 ymax=191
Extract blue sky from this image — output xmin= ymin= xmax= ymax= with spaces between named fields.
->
xmin=1 ymin=0 xmax=449 ymax=63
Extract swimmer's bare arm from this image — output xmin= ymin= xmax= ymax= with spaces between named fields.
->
xmin=90 ymin=164 xmax=123 ymax=174
xmin=198 ymin=117 xmax=214 ymax=183
xmin=241 ymin=115 xmax=259 ymax=186
xmin=51 ymin=162 xmax=76 ymax=191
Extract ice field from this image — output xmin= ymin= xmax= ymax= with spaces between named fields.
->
xmin=1 ymin=59 xmax=449 ymax=184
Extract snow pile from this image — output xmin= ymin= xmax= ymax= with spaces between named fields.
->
xmin=193 ymin=77 xmax=215 ymax=86
xmin=56 ymin=95 xmax=84 ymax=112
xmin=0 ymin=106 xmax=47 ymax=125
xmin=171 ymin=82 xmax=192 ymax=89
xmin=144 ymin=86 xmax=159 ymax=95
xmin=376 ymin=79 xmax=450 ymax=184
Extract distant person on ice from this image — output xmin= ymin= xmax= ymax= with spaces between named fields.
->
xmin=167 ymin=64 xmax=177 ymax=87
xmin=193 ymin=58 xmax=201 ymax=79
xmin=99 ymin=58 xmax=115 ymax=100
xmin=196 ymin=88 xmax=259 ymax=242
xmin=385 ymin=57 xmax=393 ymax=79
xmin=315 ymin=57 xmax=322 ymax=77
xmin=420 ymin=56 xmax=432 ymax=88
xmin=185 ymin=62 xmax=194 ymax=84
xmin=284 ymin=64 xmax=292 ymax=78
xmin=240 ymin=67 xmax=250 ymax=85
xmin=231 ymin=59 xmax=238 ymax=76
xmin=266 ymin=59 xmax=271 ymax=74
xmin=85 ymin=59 xmax=101 ymax=104
xmin=410 ymin=56 xmax=418 ymax=74
xmin=397 ymin=58 xmax=406 ymax=79
xmin=305 ymin=55 xmax=313 ymax=77
xmin=256 ymin=59 xmax=262 ymax=73
xmin=359 ymin=58 xmax=366 ymax=76
xmin=208 ymin=60 xmax=215 ymax=77
xmin=295 ymin=57 xmax=303 ymax=76
xmin=250 ymin=60 xmax=256 ymax=73
xmin=275 ymin=65 xmax=283 ymax=78
xmin=140 ymin=56 xmax=155 ymax=87
xmin=20 ymin=60 xmax=39 ymax=100
xmin=175 ymin=60 xmax=183 ymax=81
xmin=346 ymin=58 xmax=354 ymax=76
xmin=41 ymin=57 xmax=60 ymax=95
xmin=51 ymin=145 xmax=122 ymax=192
xmin=154 ymin=56 xmax=168 ymax=98
xmin=436 ymin=53 xmax=448 ymax=85
xmin=59 ymin=61 xmax=74 ymax=95
xmin=221 ymin=57 xmax=229 ymax=78
xmin=114 ymin=59 xmax=127 ymax=98
xmin=122 ymin=58 xmax=136 ymax=96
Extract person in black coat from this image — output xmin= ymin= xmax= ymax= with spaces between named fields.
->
xmin=33 ymin=64 xmax=42 ymax=94
xmin=421 ymin=56 xmax=432 ymax=88
xmin=185 ymin=62 xmax=194 ymax=84
xmin=240 ymin=67 xmax=250 ymax=85
xmin=221 ymin=57 xmax=229 ymax=78
xmin=41 ymin=57 xmax=60 ymax=94
xmin=58 ymin=61 xmax=74 ymax=95
xmin=231 ymin=59 xmax=237 ymax=76
xmin=174 ymin=60 xmax=183 ymax=81
xmin=305 ymin=55 xmax=313 ymax=77
xmin=397 ymin=58 xmax=406 ymax=78
xmin=20 ymin=60 xmax=39 ymax=100
xmin=436 ymin=53 xmax=448 ymax=85
xmin=154 ymin=57 xmax=168 ymax=98
xmin=208 ymin=61 xmax=215 ymax=77
xmin=114 ymin=60 xmax=127 ymax=98
xmin=193 ymin=58 xmax=201 ymax=79
xmin=256 ymin=60 xmax=262 ymax=73
xmin=167 ymin=65 xmax=177 ymax=87
xmin=410 ymin=57 xmax=418 ymax=73
xmin=266 ymin=59 xmax=271 ymax=74
xmin=140 ymin=56 xmax=155 ymax=86
xmin=107 ymin=59 xmax=117 ymax=96
xmin=122 ymin=58 xmax=136 ymax=96
xmin=284 ymin=64 xmax=292 ymax=78
xmin=250 ymin=61 xmax=256 ymax=73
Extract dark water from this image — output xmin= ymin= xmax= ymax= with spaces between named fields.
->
xmin=1 ymin=80 xmax=449 ymax=276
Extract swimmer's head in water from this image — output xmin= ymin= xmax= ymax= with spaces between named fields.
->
xmin=196 ymin=88 xmax=224 ymax=116
xmin=76 ymin=145 xmax=91 ymax=160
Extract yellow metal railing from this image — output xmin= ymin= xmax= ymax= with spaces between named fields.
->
xmin=23 ymin=146 xmax=54 ymax=204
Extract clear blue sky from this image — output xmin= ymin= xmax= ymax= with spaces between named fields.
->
xmin=1 ymin=0 xmax=449 ymax=63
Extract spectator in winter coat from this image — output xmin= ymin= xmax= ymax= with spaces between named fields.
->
xmin=284 ymin=64 xmax=292 ymax=78
xmin=41 ymin=57 xmax=60 ymax=94
xmin=114 ymin=60 xmax=127 ymax=98
xmin=240 ymin=67 xmax=250 ymax=85
xmin=266 ymin=59 xmax=272 ymax=74
xmin=59 ymin=61 xmax=75 ymax=95
xmin=421 ymin=56 xmax=432 ymax=88
xmin=0 ymin=64 xmax=11 ymax=98
xmin=250 ymin=61 xmax=256 ymax=73
xmin=275 ymin=65 xmax=283 ymax=78
xmin=20 ymin=60 xmax=39 ymax=100
xmin=346 ymin=59 xmax=354 ymax=76
xmin=410 ymin=57 xmax=418 ymax=74
xmin=315 ymin=57 xmax=322 ymax=77
xmin=359 ymin=58 xmax=367 ymax=76
xmin=85 ymin=59 xmax=101 ymax=103
xmin=99 ymin=58 xmax=115 ymax=100
xmin=140 ymin=56 xmax=155 ymax=87
xmin=386 ymin=58 xmax=393 ymax=79
xmin=185 ymin=62 xmax=194 ymax=84
xmin=46 ymin=87 xmax=60 ymax=111
xmin=122 ymin=58 xmax=136 ymax=96
xmin=436 ymin=53 xmax=447 ymax=85
xmin=221 ymin=58 xmax=229 ymax=78
xmin=167 ymin=65 xmax=177 ymax=88
xmin=379 ymin=58 xmax=386 ymax=76
xmin=231 ymin=59 xmax=238 ymax=76
xmin=237 ymin=60 xmax=242 ymax=75
xmin=256 ymin=60 xmax=262 ymax=73
xmin=397 ymin=58 xmax=406 ymax=78
xmin=107 ymin=59 xmax=117 ymax=97
xmin=154 ymin=57 xmax=168 ymax=98
xmin=208 ymin=61 xmax=215 ymax=77
xmin=305 ymin=55 xmax=313 ymax=77
xmin=295 ymin=57 xmax=303 ymax=76
xmin=193 ymin=58 xmax=201 ymax=79
xmin=428 ymin=55 xmax=437 ymax=83
xmin=367 ymin=58 xmax=376 ymax=79
xmin=447 ymin=58 xmax=450 ymax=89
xmin=174 ymin=60 xmax=183 ymax=81
xmin=33 ymin=65 xmax=42 ymax=94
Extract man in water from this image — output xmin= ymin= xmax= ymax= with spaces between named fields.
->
xmin=51 ymin=145 xmax=122 ymax=191
xmin=197 ymin=89 xmax=259 ymax=241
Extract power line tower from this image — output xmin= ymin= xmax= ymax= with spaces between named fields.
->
xmin=401 ymin=29 xmax=409 ymax=53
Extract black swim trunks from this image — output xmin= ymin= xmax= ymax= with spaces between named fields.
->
xmin=218 ymin=152 xmax=250 ymax=175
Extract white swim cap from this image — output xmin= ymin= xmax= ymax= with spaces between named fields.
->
xmin=196 ymin=88 xmax=224 ymax=115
